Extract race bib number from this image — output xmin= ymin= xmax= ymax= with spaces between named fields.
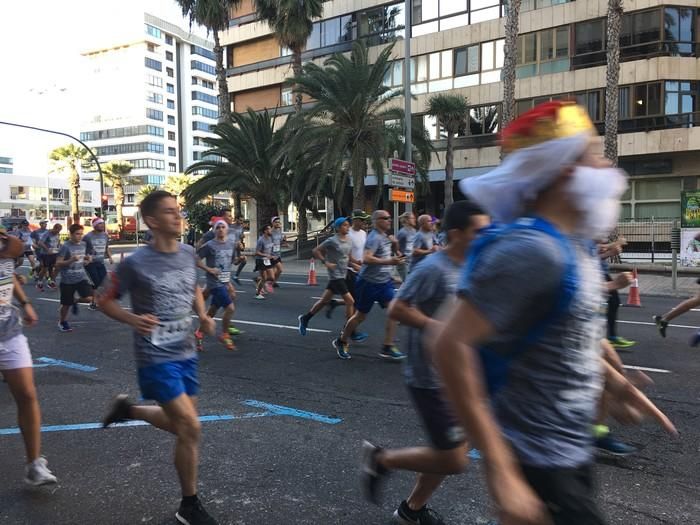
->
xmin=273 ymin=243 xmax=281 ymax=253
xmin=263 ymin=258 xmax=271 ymax=266
xmin=406 ymin=242 xmax=413 ymax=254
xmin=0 ymin=282 xmax=13 ymax=305
xmin=218 ymin=271 xmax=230 ymax=283
xmin=50 ymin=247 xmax=59 ymax=254
xmin=149 ymin=317 xmax=192 ymax=347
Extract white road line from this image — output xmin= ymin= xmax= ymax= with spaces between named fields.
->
xmin=618 ymin=320 xmax=698 ymax=330
xmin=623 ymin=365 xmax=672 ymax=374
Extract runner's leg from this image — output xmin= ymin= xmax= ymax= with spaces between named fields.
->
xmin=661 ymin=293 xmax=700 ymax=322
xmin=2 ymin=367 xmax=41 ymax=462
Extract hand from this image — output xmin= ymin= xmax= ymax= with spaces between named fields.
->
xmin=71 ymin=255 xmax=80 ymax=262
xmin=391 ymin=255 xmax=406 ymax=265
xmin=324 ymin=261 xmax=338 ymax=270
xmin=130 ymin=313 xmax=160 ymax=336
xmin=609 ymin=380 xmax=678 ymax=436
xmin=22 ymin=304 xmax=38 ymax=327
xmin=108 ymin=257 xmax=114 ymax=265
xmin=432 ymin=245 xmax=441 ymax=252
xmin=199 ymin=315 xmax=215 ymax=336
xmin=613 ymin=272 xmax=633 ymax=289
xmin=491 ymin=470 xmax=552 ymax=525
xmin=209 ymin=268 xmax=221 ymax=276
xmin=84 ymin=255 xmax=92 ymax=264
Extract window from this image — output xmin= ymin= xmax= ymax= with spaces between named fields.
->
xmin=80 ymin=190 xmax=93 ymax=203
xmin=166 ymin=51 xmax=173 ymax=61
xmin=80 ymin=125 xmax=164 ymax=141
xmin=664 ymin=7 xmax=696 ymax=56
xmin=129 ymin=159 xmax=165 ymax=170
xmin=454 ymin=45 xmax=480 ymax=76
xmin=166 ymin=67 xmax=174 ymax=77
xmin=664 ymin=81 xmax=699 ymax=126
xmin=146 ymin=108 xmax=163 ymax=121
xmin=145 ymin=24 xmax=161 ymax=39
xmin=0 ymin=167 xmax=12 ymax=174
xmin=169 ymin=163 xmax=177 ymax=172
xmin=620 ymin=9 xmax=662 ymax=57
xmin=167 ymin=115 xmax=176 ymax=125
xmin=192 ymin=106 xmax=219 ymax=119
xmin=383 ymin=61 xmax=403 ymax=87
xmin=191 ymin=60 xmax=216 ymax=75
xmin=145 ymin=57 xmax=162 ymax=71
xmin=191 ymin=45 xmax=216 ymax=60
xmin=146 ymin=75 xmax=163 ymax=88
xmin=522 ymin=0 xmax=573 ymax=12
xmin=412 ymin=0 xmax=503 ymax=33
xmin=94 ymin=142 xmax=164 ymax=156
xmin=202 ymin=79 xmax=214 ymax=89
xmin=573 ymin=19 xmax=606 ymax=67
xmin=0 ymin=157 xmax=12 ymax=164
xmin=357 ymin=3 xmax=405 ymax=46
xmin=146 ymin=91 xmax=163 ymax=104
xmin=168 ymin=147 xmax=176 ymax=157
xmin=192 ymin=121 xmax=212 ymax=132
xmin=192 ymin=91 xmax=218 ymax=105
xmin=166 ymin=83 xmax=175 ymax=93
xmin=469 ymin=104 xmax=501 ymax=135
xmin=575 ymin=89 xmax=604 ymax=122
xmin=167 ymin=99 xmax=175 ymax=109
xmin=192 ymin=76 xmax=198 ymax=85
xmin=127 ymin=194 xmax=135 ymax=204
xmin=517 ymin=27 xmax=570 ymax=78
xmin=168 ymin=131 xmax=176 ymax=140
xmin=480 ymin=40 xmax=504 ymax=83
xmin=165 ymin=34 xmax=173 ymax=45
xmin=147 ymin=43 xmax=156 ymax=53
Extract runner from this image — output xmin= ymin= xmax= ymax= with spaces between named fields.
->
xmin=270 ymin=216 xmax=287 ymax=287
xmin=15 ymin=220 xmax=37 ymax=277
xmin=333 ymin=210 xmax=406 ymax=361
xmin=298 ymin=217 xmax=354 ymax=336
xmin=55 ymin=224 xmax=93 ymax=332
xmin=195 ymin=219 xmax=237 ymax=351
xmin=410 ymin=215 xmax=439 ymax=270
xmin=361 ymin=200 xmax=489 ymax=523
xmin=98 ymin=190 xmax=218 ymax=525
xmin=0 ymin=229 xmax=58 ymax=486
xmin=396 ymin=212 xmax=416 ymax=282
xmin=430 ymin=101 xmax=676 ymax=525
xmin=84 ymin=217 xmax=114 ymax=310
xmin=654 ymin=288 xmax=700 ymax=345
xmin=230 ymin=216 xmax=247 ymax=285
xmin=253 ymin=224 xmax=275 ymax=299
xmin=598 ymin=241 xmax=636 ymax=349
xmin=30 ymin=220 xmax=49 ymax=282
xmin=37 ymin=223 xmax=62 ymax=291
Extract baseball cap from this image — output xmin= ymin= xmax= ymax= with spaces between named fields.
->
xmin=333 ymin=217 xmax=349 ymax=230
xmin=271 ymin=216 xmax=281 ymax=223
xmin=39 ymin=219 xmax=48 ymax=224
xmin=351 ymin=209 xmax=370 ymax=220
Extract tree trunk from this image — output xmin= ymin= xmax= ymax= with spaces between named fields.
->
xmin=604 ymin=0 xmax=623 ymax=166
xmin=444 ymin=132 xmax=455 ymax=209
xmin=256 ymin=199 xmax=278 ymax=232
xmin=214 ymin=30 xmax=231 ymax=123
xmin=297 ymin=204 xmax=309 ymax=242
xmin=351 ymin=154 xmax=368 ymax=211
xmin=292 ymin=45 xmax=303 ymax=112
xmin=114 ymin=184 xmax=125 ymax=235
xmin=501 ymin=0 xmax=522 ymax=158
xmin=69 ymin=167 xmax=80 ymax=224
xmin=234 ymin=193 xmax=242 ymax=219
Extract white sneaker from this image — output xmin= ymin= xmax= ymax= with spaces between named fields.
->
xmin=255 ymin=293 xmax=265 ymax=300
xmin=24 ymin=457 xmax=58 ymax=486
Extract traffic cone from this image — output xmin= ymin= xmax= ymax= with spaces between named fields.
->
xmin=307 ymin=258 xmax=318 ymax=286
xmin=625 ymin=267 xmax=642 ymax=307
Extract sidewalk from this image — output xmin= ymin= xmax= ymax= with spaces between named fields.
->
xmin=634 ymin=273 xmax=697 ymax=298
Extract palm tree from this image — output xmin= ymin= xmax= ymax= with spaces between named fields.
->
xmin=176 ymin=0 xmax=240 ymax=123
xmin=137 ymin=185 xmax=159 ymax=203
xmin=501 ymin=0 xmax=522 ymax=135
xmin=604 ymin=0 xmax=624 ymax=165
xmin=164 ymin=173 xmax=196 ymax=203
xmin=427 ymin=94 xmax=470 ymax=208
xmin=255 ymin=0 xmax=324 ymax=112
xmin=49 ymin=144 xmax=94 ymax=224
xmin=103 ymin=161 xmax=131 ymax=234
xmin=289 ymin=41 xmax=407 ymax=210
xmin=184 ymin=109 xmax=288 ymax=228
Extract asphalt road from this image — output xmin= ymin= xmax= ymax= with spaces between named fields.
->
xmin=1 ymin=264 xmax=699 ymax=525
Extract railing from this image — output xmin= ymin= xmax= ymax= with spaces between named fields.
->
xmin=614 ymin=218 xmax=677 ymax=263
xmin=592 ymin=112 xmax=699 ymax=134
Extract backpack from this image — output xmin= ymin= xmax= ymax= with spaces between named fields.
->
xmin=464 ymin=216 xmax=579 ymax=395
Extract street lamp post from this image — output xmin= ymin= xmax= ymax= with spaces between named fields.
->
xmin=0 ymin=120 xmax=106 ymax=218
xmin=403 ymin=0 xmax=413 ymax=214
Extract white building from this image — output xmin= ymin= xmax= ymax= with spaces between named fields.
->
xmin=80 ymin=13 xmax=219 ymax=215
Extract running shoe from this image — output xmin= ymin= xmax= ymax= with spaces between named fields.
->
xmin=265 ymin=281 xmax=274 ymax=294
xmin=607 ymin=336 xmax=635 ymax=349
xmin=298 ymin=314 xmax=309 ymax=336
xmin=379 ymin=345 xmax=406 ymax=361
xmin=24 ymin=457 xmax=57 ymax=487
xmin=218 ymin=334 xmax=235 ymax=351
xmin=690 ymin=330 xmax=700 ymax=348
xmin=255 ymin=293 xmax=265 ymax=300
xmin=47 ymin=280 xmax=57 ymax=290
xmin=36 ymin=282 xmax=44 ymax=292
xmin=58 ymin=321 xmax=72 ymax=332
xmin=351 ymin=332 xmax=369 ymax=343
xmin=332 ymin=338 xmax=351 ymax=360
xmin=195 ymin=330 xmax=204 ymax=352
xmin=233 ymin=276 xmax=241 ymax=285
xmin=102 ymin=394 xmax=133 ymax=427
xmin=595 ymin=434 xmax=637 ymax=457
xmin=273 ymin=282 xmax=280 ymax=288
xmin=28 ymin=267 xmax=34 ymax=279
xmin=175 ymin=499 xmax=218 ymax=525
xmin=393 ymin=501 xmax=446 ymax=525
xmin=227 ymin=326 xmax=242 ymax=336
xmin=653 ymin=315 xmax=668 ymax=338
xmin=71 ymin=301 xmax=79 ymax=316
xmin=88 ymin=302 xmax=98 ymax=311
xmin=361 ymin=440 xmax=387 ymax=504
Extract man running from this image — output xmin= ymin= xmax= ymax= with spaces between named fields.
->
xmin=195 ymin=219 xmax=237 ymax=351
xmin=230 ymin=216 xmax=247 ymax=285
xmin=270 ymin=216 xmax=287 ymax=287
xmin=37 ymin=223 xmax=62 ymax=291
xmin=362 ymin=200 xmax=489 ymax=524
xmin=430 ymin=101 xmax=676 ymax=525
xmin=410 ymin=215 xmax=439 ymax=270
xmin=55 ymin=224 xmax=93 ymax=332
xmin=15 ymin=220 xmax=37 ymax=277
xmin=396 ymin=212 xmax=416 ymax=282
xmin=333 ymin=210 xmax=406 ymax=361
xmin=84 ymin=217 xmax=114 ymax=310
xmin=30 ymin=220 xmax=49 ymax=282
xmin=654 ymin=287 xmax=700 ymax=345
xmin=0 ymin=229 xmax=58 ymax=486
xmin=99 ymin=190 xmax=218 ymax=525
xmin=298 ymin=217 xmax=354 ymax=336
xmin=253 ymin=224 xmax=275 ymax=299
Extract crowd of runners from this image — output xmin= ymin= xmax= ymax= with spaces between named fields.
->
xmin=0 ymin=101 xmax=685 ymax=525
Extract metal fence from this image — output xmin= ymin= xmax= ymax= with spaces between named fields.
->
xmin=613 ymin=217 xmax=678 ymax=263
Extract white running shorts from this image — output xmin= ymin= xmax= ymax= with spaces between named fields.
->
xmin=0 ymin=333 xmax=32 ymax=371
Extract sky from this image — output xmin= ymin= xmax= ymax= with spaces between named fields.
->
xmin=0 ymin=0 xmax=208 ymax=178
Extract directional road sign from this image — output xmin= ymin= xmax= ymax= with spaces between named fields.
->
xmin=390 ymin=173 xmax=415 ymax=189
xmin=389 ymin=189 xmax=415 ymax=203
xmin=390 ymin=158 xmax=416 ymax=176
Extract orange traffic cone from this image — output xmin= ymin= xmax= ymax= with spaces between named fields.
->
xmin=625 ymin=267 xmax=642 ymax=307
xmin=307 ymin=258 xmax=318 ymax=286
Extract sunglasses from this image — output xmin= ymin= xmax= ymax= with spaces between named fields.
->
xmin=378 ymin=216 xmax=391 ymax=220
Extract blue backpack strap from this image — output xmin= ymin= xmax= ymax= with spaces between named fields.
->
xmin=466 ymin=216 xmax=579 ymax=394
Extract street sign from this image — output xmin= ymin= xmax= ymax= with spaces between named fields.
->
xmin=390 ymin=173 xmax=415 ymax=189
xmin=390 ymin=158 xmax=416 ymax=176
xmin=389 ymin=189 xmax=415 ymax=203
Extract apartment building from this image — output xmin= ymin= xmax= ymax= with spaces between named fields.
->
xmin=220 ymin=0 xmax=699 ymax=219
xmin=80 ymin=14 xmax=218 ymax=215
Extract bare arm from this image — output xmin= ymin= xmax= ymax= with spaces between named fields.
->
xmin=363 ymin=247 xmax=402 ymax=266
xmin=388 ymin=298 xmax=440 ymax=331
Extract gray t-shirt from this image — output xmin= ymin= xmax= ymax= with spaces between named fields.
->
xmin=411 ymin=230 xmax=437 ymax=269
xmin=202 ymin=227 xmax=241 ymax=252
xmin=255 ymin=235 xmax=274 ymax=261
xmin=271 ymin=228 xmax=284 ymax=257
xmin=16 ymin=229 xmax=33 ymax=250
xmin=84 ymin=231 xmax=109 ymax=263
xmin=42 ymin=232 xmax=61 ymax=254
xmin=31 ymin=228 xmax=48 ymax=255
xmin=320 ymin=234 xmax=352 ymax=280
xmin=459 ymin=228 xmax=604 ymax=468
xmin=58 ymin=241 xmax=89 ymax=284
xmin=358 ymin=229 xmax=393 ymax=283
xmin=397 ymin=250 xmax=462 ymax=389
xmin=0 ymin=258 xmax=22 ymax=342
xmin=108 ymin=244 xmax=198 ymax=367
xmin=397 ymin=226 xmax=416 ymax=257
xmin=197 ymin=238 xmax=235 ymax=288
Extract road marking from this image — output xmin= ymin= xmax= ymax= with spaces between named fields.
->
xmin=34 ymin=357 xmax=98 ymax=372
xmin=623 ymin=365 xmax=672 ymax=374
xmin=243 ymin=399 xmax=342 ymax=424
xmin=618 ymin=320 xmax=698 ymax=330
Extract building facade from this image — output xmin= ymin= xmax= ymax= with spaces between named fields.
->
xmin=80 ymin=13 xmax=218 ymax=215
xmin=220 ymin=0 xmax=699 ymax=219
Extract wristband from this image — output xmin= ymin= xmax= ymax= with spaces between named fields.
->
xmin=19 ymin=299 xmax=31 ymax=306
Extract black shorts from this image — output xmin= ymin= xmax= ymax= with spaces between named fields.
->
xmin=85 ymin=261 xmax=107 ymax=289
xmin=327 ymin=278 xmax=350 ymax=296
xmin=42 ymin=254 xmax=57 ymax=269
xmin=254 ymin=258 xmax=273 ymax=273
xmin=271 ymin=257 xmax=282 ymax=266
xmin=408 ymin=386 xmax=466 ymax=450
xmin=23 ymin=250 xmax=33 ymax=258
xmin=346 ymin=271 xmax=357 ymax=297
xmin=521 ymin=463 xmax=607 ymax=525
xmin=60 ymin=281 xmax=93 ymax=305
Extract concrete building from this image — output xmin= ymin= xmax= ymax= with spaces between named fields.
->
xmin=220 ymin=0 xmax=700 ymax=220
xmin=80 ymin=13 xmax=218 ymax=216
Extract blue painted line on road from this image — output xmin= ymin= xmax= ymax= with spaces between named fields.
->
xmin=243 ymin=399 xmax=343 ymax=425
xmin=468 ymin=449 xmax=481 ymax=460
xmin=35 ymin=357 xmax=98 ymax=372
